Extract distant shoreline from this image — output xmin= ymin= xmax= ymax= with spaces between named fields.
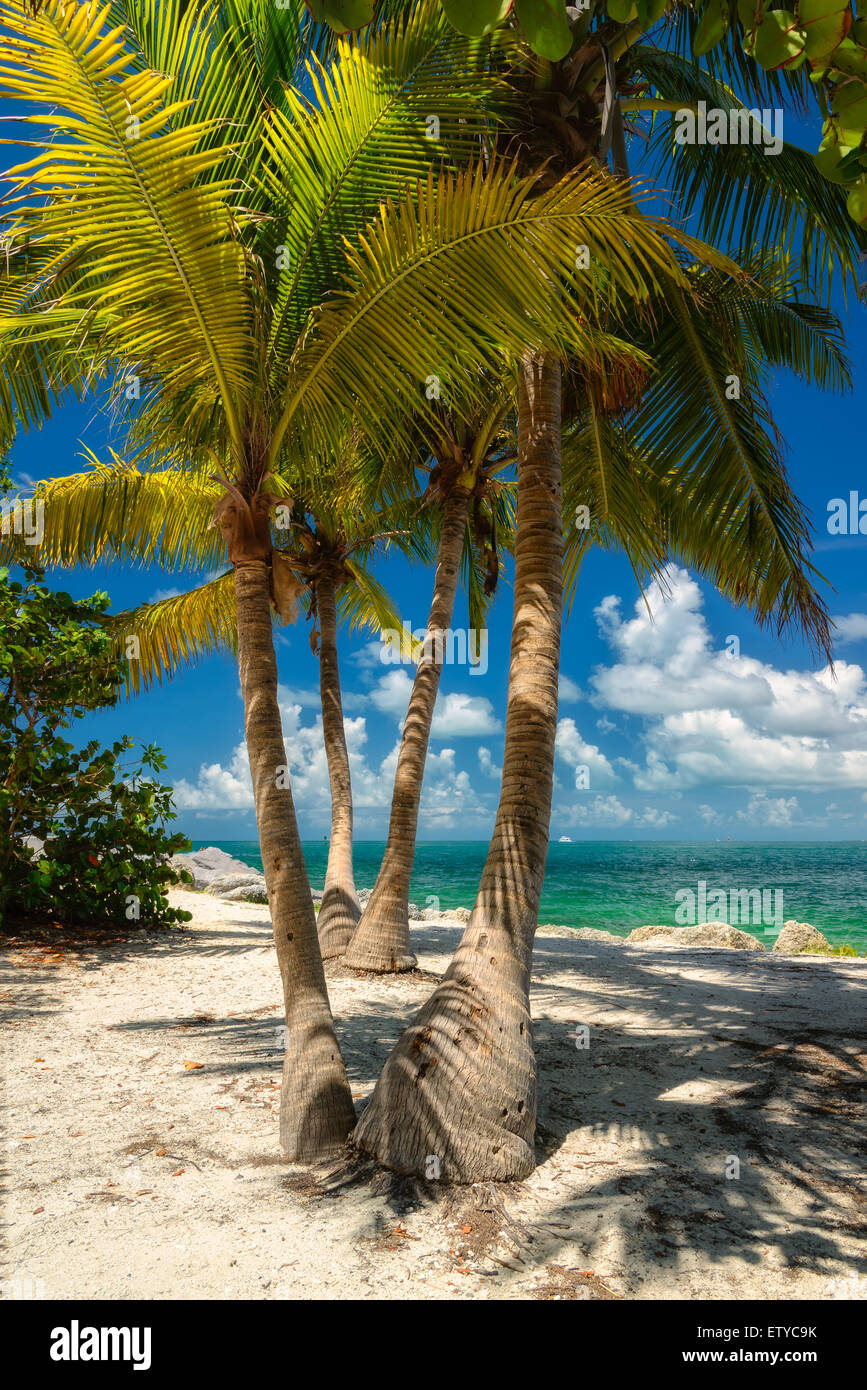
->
xmin=188 ymin=840 xmax=867 ymax=949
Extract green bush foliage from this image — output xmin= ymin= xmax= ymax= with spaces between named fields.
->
xmin=0 ymin=562 xmax=192 ymax=930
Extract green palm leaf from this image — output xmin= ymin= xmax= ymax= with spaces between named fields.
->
xmin=273 ymin=160 xmax=700 ymax=466
xmin=0 ymin=0 xmax=255 ymax=453
xmin=106 ymin=570 xmax=236 ymax=696
xmin=0 ymin=451 xmax=224 ymax=572
xmin=636 ymin=45 xmax=864 ymax=298
xmin=262 ymin=0 xmax=513 ymax=366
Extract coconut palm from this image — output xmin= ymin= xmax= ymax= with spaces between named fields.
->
xmin=342 ymin=391 xmax=516 ymax=971
xmin=336 ymin=1 xmax=860 ymax=1176
xmin=276 ymin=485 xmax=435 ymax=958
xmin=318 ymin=0 xmax=859 ymax=983
xmin=351 ymin=250 xmax=848 ymax=1181
xmin=0 ymin=0 xmax=690 ymax=1158
xmin=7 ymin=449 xmax=429 ymax=958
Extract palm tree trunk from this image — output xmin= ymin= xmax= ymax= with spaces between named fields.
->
xmin=316 ymin=571 xmax=362 ymax=959
xmin=352 ymin=352 xmax=562 ymax=1180
xmin=234 ymin=559 xmax=356 ymax=1159
xmin=343 ymin=483 xmax=472 ymax=973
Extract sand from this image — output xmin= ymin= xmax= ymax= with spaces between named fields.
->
xmin=2 ymin=889 xmax=866 ymax=1301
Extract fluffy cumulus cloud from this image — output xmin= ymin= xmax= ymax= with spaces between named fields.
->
xmin=555 ymin=718 xmax=618 ymax=788
xmin=173 ymin=743 xmax=254 ymax=810
xmin=478 ymin=746 xmax=502 ymax=780
xmin=833 ymin=613 xmax=867 ymax=644
xmin=432 ymin=693 xmax=501 ymax=737
xmin=589 ymin=567 xmax=867 ymax=802
xmin=172 ymin=570 xmax=867 ymax=836
xmin=558 ymin=795 xmax=678 ymax=828
xmin=173 ymin=687 xmax=494 ymax=830
xmin=559 ymin=674 xmax=582 ymax=702
xmin=737 ymin=792 xmax=801 ymax=827
xmin=363 ymin=666 xmax=500 ymax=737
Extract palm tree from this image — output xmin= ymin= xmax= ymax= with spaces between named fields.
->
xmin=351 ymin=252 xmax=849 ymax=1181
xmin=340 ymin=1 xmax=861 ymax=1178
xmin=343 ymin=395 xmax=515 ymax=972
xmin=0 ymin=0 xmax=685 ymax=1158
xmin=6 ymin=451 xmax=424 ymax=959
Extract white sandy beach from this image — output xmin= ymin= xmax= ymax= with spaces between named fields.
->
xmin=2 ymin=889 xmax=866 ymax=1301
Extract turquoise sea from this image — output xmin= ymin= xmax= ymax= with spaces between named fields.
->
xmin=192 ymin=840 xmax=867 ymax=950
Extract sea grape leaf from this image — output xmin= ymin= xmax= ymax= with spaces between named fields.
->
xmin=744 ymin=10 xmax=807 ymax=68
xmin=637 ymin=0 xmax=668 ymax=25
xmin=693 ymin=0 xmax=728 ymax=56
xmin=607 ymin=0 xmax=639 ymax=21
xmin=737 ymin=0 xmax=763 ymax=31
xmin=441 ymin=0 xmax=513 ymax=37
xmin=846 ymin=175 xmax=867 ymax=223
xmin=513 ymin=0 xmax=572 ymax=57
xmin=828 ymin=37 xmax=867 ymax=76
xmin=814 ymin=134 xmax=860 ymax=181
xmin=798 ymin=0 xmax=852 ymax=59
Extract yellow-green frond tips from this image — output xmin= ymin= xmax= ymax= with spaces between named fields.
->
xmin=107 ymin=571 xmax=236 ymax=696
xmin=273 ymin=160 xmax=691 ymax=465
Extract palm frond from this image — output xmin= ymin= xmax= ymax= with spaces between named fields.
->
xmin=338 ymin=558 xmax=405 ymax=637
xmin=561 ymin=397 xmax=666 ymax=617
xmin=635 ymin=46 xmax=864 ymax=300
xmin=262 ymin=0 xmax=513 ymax=367
xmin=107 ymin=570 xmax=236 ymax=696
xmin=0 ymin=451 xmax=224 ymax=571
xmin=627 ymin=284 xmax=833 ymax=659
xmin=0 ymin=0 xmax=255 ymax=454
xmin=273 ymin=160 xmax=694 ymax=467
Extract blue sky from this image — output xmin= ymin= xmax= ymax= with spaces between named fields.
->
xmin=6 ymin=66 xmax=867 ymax=844
xmin=9 ymin=286 xmax=866 ymax=845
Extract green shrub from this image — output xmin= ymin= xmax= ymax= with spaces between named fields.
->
xmin=0 ymin=562 xmax=192 ymax=930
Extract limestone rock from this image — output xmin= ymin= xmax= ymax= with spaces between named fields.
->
xmin=548 ymin=926 xmax=624 ymax=943
xmin=205 ymin=871 xmax=266 ymax=896
xmin=628 ymin=922 xmax=765 ymax=950
xmin=772 ymin=920 xmax=831 ymax=954
xmin=171 ymin=847 xmax=255 ymax=890
xmin=218 ymin=884 xmax=269 ymax=904
xmin=446 ymin=906 xmax=471 ymax=924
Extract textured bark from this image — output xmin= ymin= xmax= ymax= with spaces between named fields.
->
xmin=316 ymin=572 xmax=362 ymax=959
xmin=233 ymin=560 xmax=356 ymax=1159
xmin=352 ymin=353 xmax=562 ymax=1180
xmin=343 ymin=484 xmax=472 ymax=973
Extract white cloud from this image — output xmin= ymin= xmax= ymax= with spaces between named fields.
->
xmin=432 ymin=692 xmax=501 ymax=737
xmin=556 ymin=718 xmax=618 ymax=787
xmin=280 ymin=683 xmax=366 ymax=713
xmin=172 ymin=691 xmax=495 ymax=830
xmin=351 ymin=639 xmax=391 ymax=672
xmin=148 ymin=586 xmax=183 ymax=604
xmin=635 ymin=806 xmax=678 ymax=828
xmin=365 ymin=668 xmax=500 ymax=737
xmin=737 ymin=792 xmax=801 ymax=827
xmin=478 ymin=747 xmax=502 ymax=780
xmin=590 ymin=566 xmax=867 ymax=795
xmin=174 ymin=743 xmax=253 ymax=810
xmin=833 ymin=613 xmax=867 ymax=644
xmin=368 ymin=668 xmax=414 ymax=718
xmin=560 ymin=795 xmax=634 ymax=827
xmin=276 ymin=685 xmax=321 ymax=707
xmin=559 ymin=674 xmax=582 ymax=702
